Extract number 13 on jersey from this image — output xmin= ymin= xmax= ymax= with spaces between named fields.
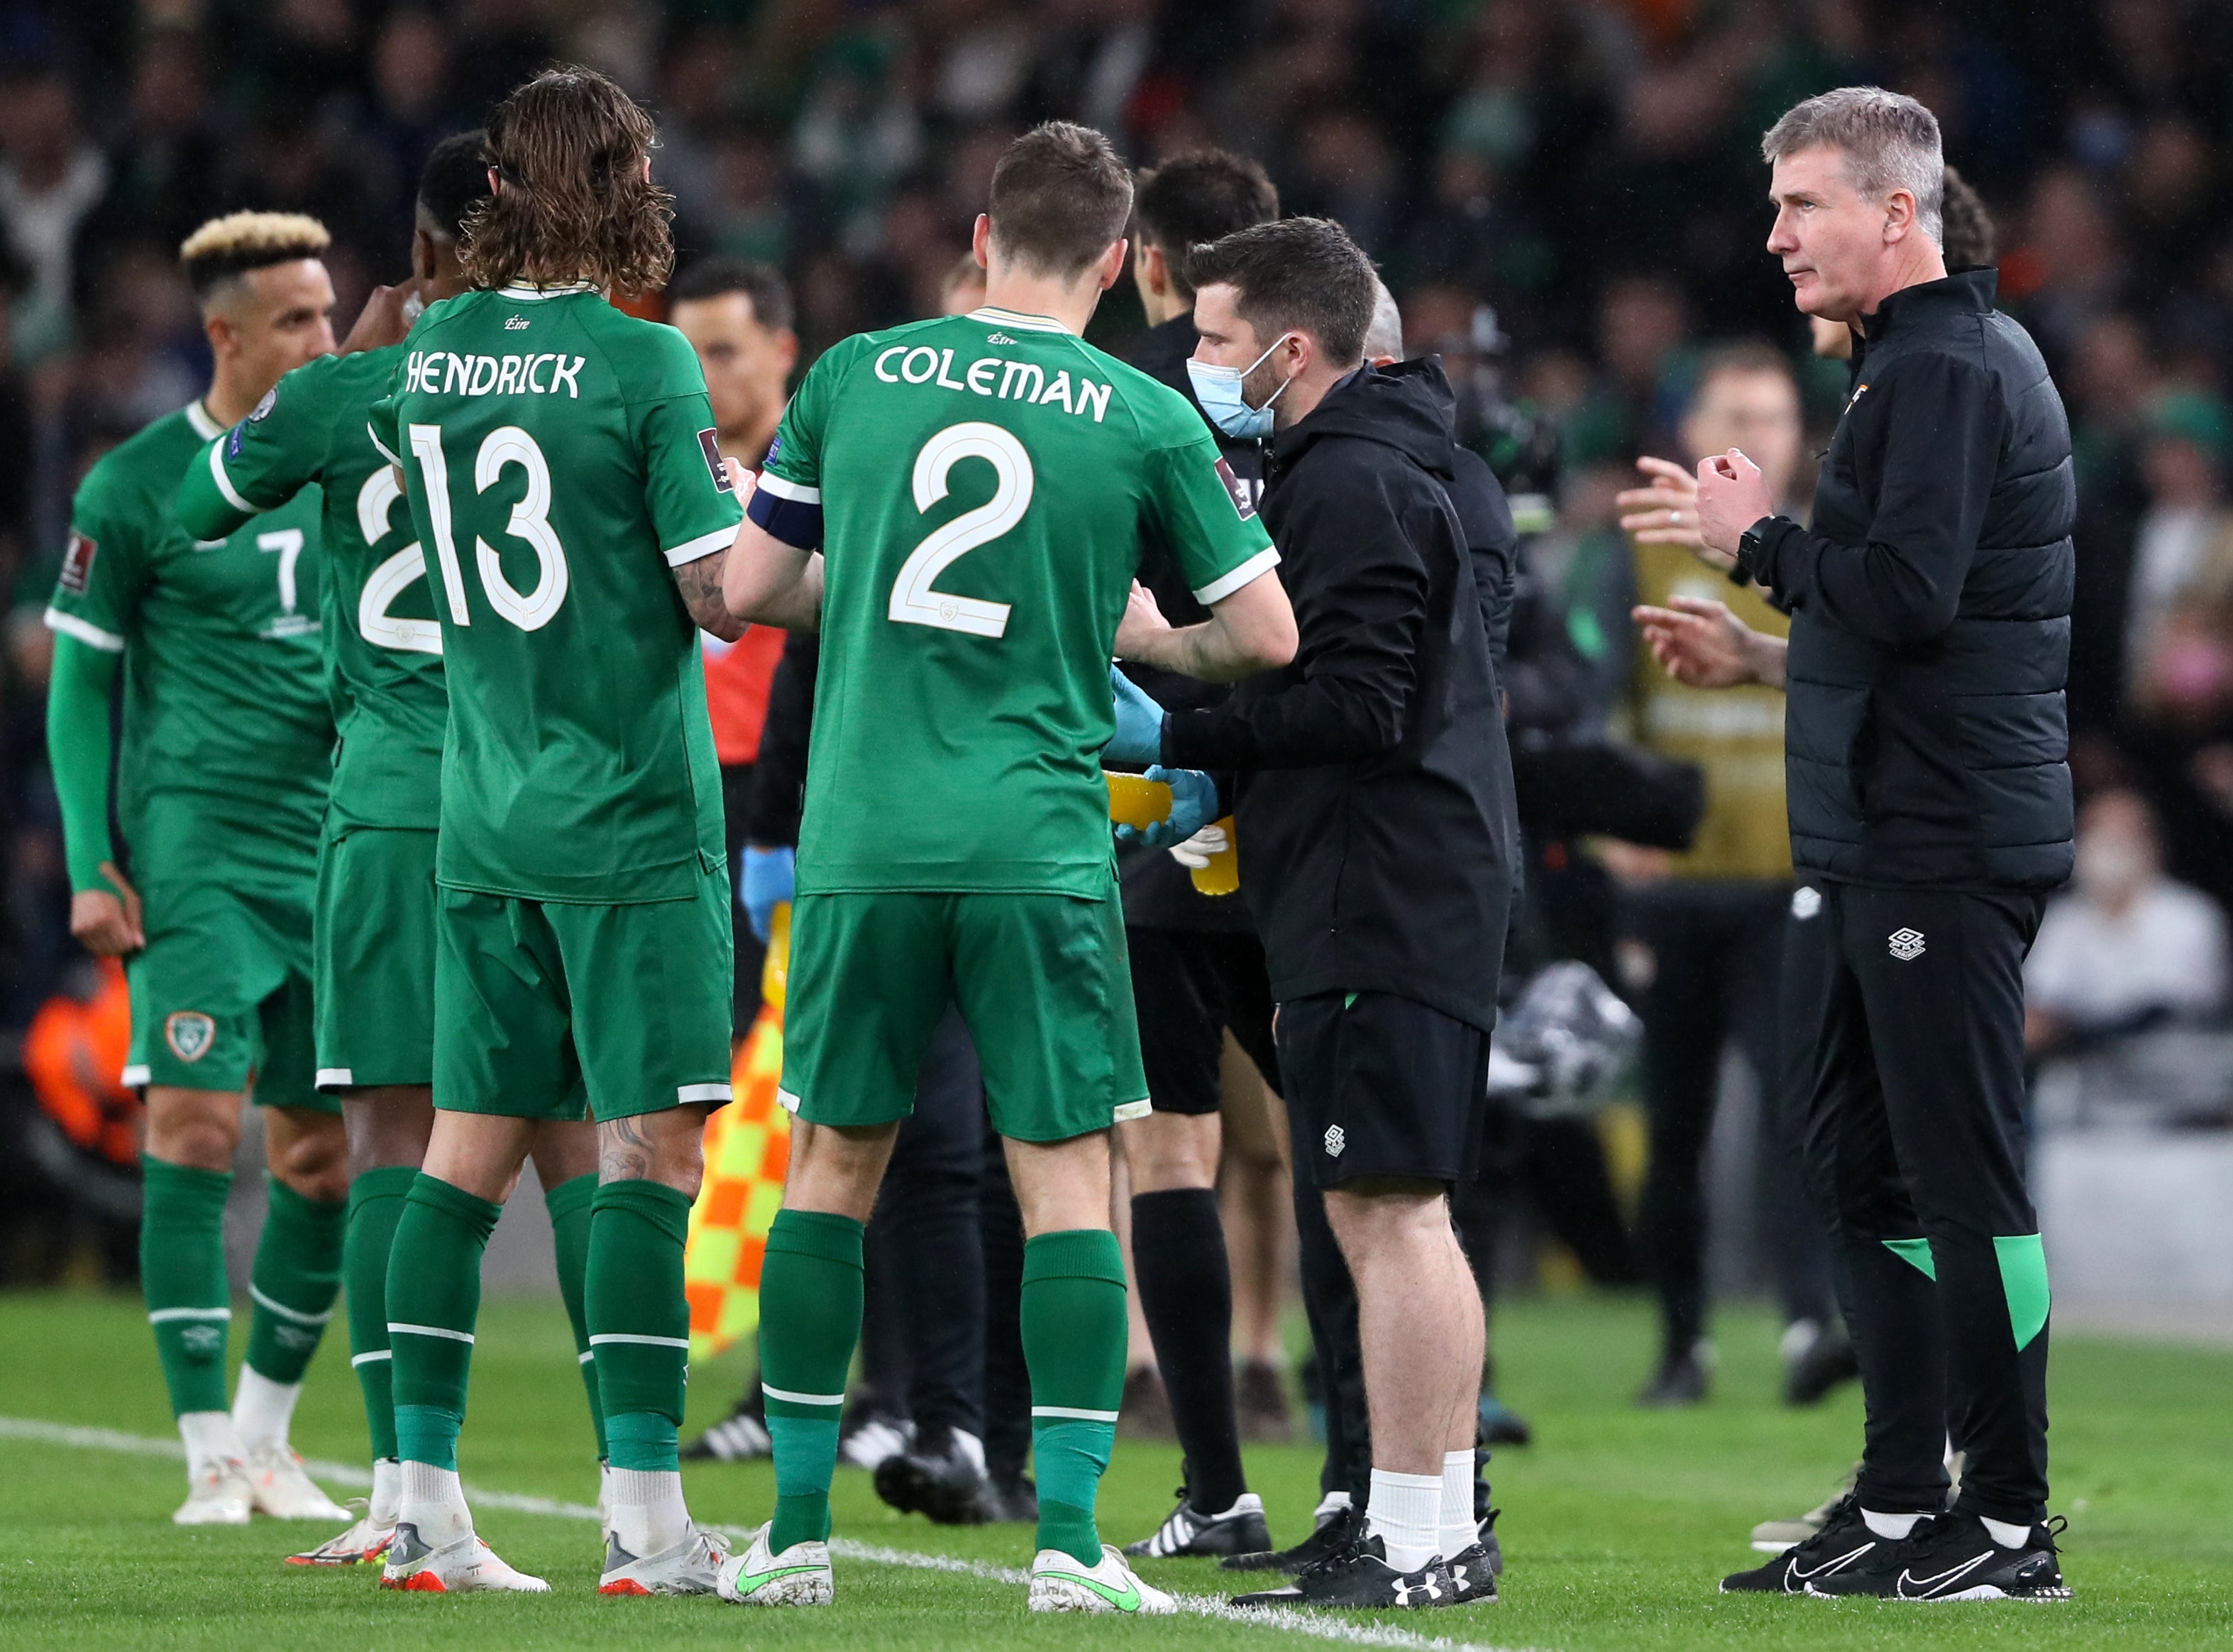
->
xmin=407 ymin=422 xmax=572 ymax=632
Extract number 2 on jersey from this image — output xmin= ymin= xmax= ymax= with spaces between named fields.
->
xmin=890 ymin=422 xmax=1032 ymax=639
xmin=407 ymin=423 xmax=570 ymax=632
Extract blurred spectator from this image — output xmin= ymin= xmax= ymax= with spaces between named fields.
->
xmin=2124 ymin=391 xmax=2233 ymax=714
xmin=0 ymin=65 xmax=107 ymax=364
xmin=2027 ymin=790 xmax=2233 ymax=1126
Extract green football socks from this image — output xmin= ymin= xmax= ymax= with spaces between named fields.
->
xmin=757 ymin=1208 xmax=865 ymax=1552
xmin=544 ymin=1171 xmax=607 ymax=1459
xmin=344 ymin=1166 xmax=418 ymax=1463
xmin=243 ymin=1173 xmax=345 ymax=1385
xmin=140 ymin=1157 xmax=234 ymax=1417
xmin=385 ymin=1173 xmax=502 ymax=1472
xmin=586 ymin=1179 xmax=693 ymax=1472
xmin=1022 ymin=1228 xmax=1127 ymax=1568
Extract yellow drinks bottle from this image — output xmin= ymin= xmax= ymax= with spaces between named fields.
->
xmin=1105 ymin=771 xmax=1173 ymax=830
xmin=760 ymin=900 xmax=792 ymax=1014
xmin=1190 ymin=815 xmax=1240 ymax=896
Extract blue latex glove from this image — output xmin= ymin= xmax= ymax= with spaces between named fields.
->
xmin=739 ymin=843 xmax=795 ymax=944
xmin=1104 ymin=666 xmax=1167 ymax=766
xmin=1115 ymin=766 xmax=1219 ymax=849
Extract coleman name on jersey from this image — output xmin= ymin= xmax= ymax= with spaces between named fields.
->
xmin=401 ymin=350 xmax=588 ymax=399
xmin=871 ymin=343 xmax=1114 ymax=424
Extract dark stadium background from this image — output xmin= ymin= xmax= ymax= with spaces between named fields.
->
xmin=6 ymin=0 xmax=2233 ymax=1282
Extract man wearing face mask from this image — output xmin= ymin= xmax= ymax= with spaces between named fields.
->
xmin=1110 ymin=216 xmax=1513 ymax=1612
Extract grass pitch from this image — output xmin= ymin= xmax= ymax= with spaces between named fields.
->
xmin=1 ymin=1291 xmax=2227 ymax=1651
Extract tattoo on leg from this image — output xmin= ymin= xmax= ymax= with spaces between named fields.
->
xmin=600 ymin=1114 xmax=652 ymax=1184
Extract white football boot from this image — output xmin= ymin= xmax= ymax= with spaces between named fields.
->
xmin=715 ymin=1522 xmax=834 ymax=1606
xmin=600 ymin=1522 xmax=732 ymax=1596
xmin=380 ymin=1523 xmax=550 ymax=1592
xmin=244 ymin=1438 xmax=351 ymax=1520
xmin=1029 ymin=1543 xmax=1178 ymax=1614
xmin=173 ymin=1458 xmax=255 ymax=1526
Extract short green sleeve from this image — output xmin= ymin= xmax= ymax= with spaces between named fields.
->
xmin=45 ymin=468 xmax=145 ymax=653
xmin=176 ymin=356 xmax=338 ymax=540
xmin=1144 ymin=425 xmax=1278 ymax=604
xmin=637 ymin=386 xmax=746 ymax=568
xmin=759 ymin=337 xmax=854 ymax=503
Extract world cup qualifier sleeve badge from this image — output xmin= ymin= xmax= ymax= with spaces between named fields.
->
xmin=165 ymin=1011 xmax=217 ymax=1063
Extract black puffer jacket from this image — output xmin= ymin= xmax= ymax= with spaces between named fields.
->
xmin=1752 ymin=268 xmax=2075 ymax=890
xmin=1164 ymin=360 xmax=1515 ymax=1030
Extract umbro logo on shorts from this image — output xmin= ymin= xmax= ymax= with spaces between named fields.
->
xmin=1323 ymin=1125 xmax=1346 ymax=1157
xmin=1888 ymin=928 xmax=1926 ymax=962
xmin=1790 ymin=886 xmax=1821 ymax=920
xmin=165 ymin=1011 xmax=216 ymax=1062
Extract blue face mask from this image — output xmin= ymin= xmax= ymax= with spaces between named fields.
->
xmin=1186 ymin=334 xmax=1296 ymax=439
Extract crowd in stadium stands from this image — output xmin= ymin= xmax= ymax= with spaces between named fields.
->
xmin=7 ymin=0 xmax=2233 ymax=1265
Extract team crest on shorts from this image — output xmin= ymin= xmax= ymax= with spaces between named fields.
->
xmin=1791 ymin=886 xmax=1822 ymax=920
xmin=165 ymin=1011 xmax=217 ymax=1062
xmin=1323 ymin=1125 xmax=1346 ymax=1157
xmin=1887 ymin=928 xmax=1926 ymax=962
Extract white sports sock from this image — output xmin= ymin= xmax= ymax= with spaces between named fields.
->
xmin=399 ymin=1460 xmax=473 ymax=1548
xmin=231 ymin=1365 xmax=302 ymax=1455
xmin=1438 ymin=1449 xmax=1476 ymax=1561
xmin=1313 ymin=1489 xmax=1352 ymax=1524
xmin=368 ymin=1458 xmax=402 ymax=1527
xmin=1981 ymin=1516 xmax=2032 ymax=1549
xmin=177 ymin=1410 xmax=244 ymax=1478
xmin=610 ymin=1467 xmax=689 ymax=1558
xmin=1862 ymin=1508 xmax=1924 ymax=1540
xmin=1366 ymin=1468 xmax=1443 ymax=1573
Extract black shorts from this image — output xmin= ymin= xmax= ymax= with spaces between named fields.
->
xmin=1276 ymin=990 xmax=1490 ymax=1188
xmin=1126 ymin=927 xmax=1279 ymax=1115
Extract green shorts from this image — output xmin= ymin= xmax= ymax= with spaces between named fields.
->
xmin=123 ymin=877 xmax=331 ymax=1111
xmin=432 ymin=867 xmax=736 ymax=1123
xmin=314 ymin=827 xmax=438 ymax=1091
xmin=781 ymin=886 xmax=1150 ymax=1143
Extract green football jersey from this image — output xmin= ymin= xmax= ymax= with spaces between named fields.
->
xmin=177 ymin=345 xmax=444 ymax=832
xmin=756 ymin=304 xmax=1277 ymax=898
xmin=369 ymin=283 xmax=744 ymax=905
xmin=46 ymin=400 xmax=331 ymax=891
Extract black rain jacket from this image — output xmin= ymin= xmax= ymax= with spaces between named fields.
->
xmin=1752 ymin=268 xmax=2075 ymax=891
xmin=1164 ymin=359 xmax=1516 ymax=1030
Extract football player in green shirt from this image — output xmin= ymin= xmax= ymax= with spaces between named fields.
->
xmin=175 ymin=135 xmax=610 ymax=1572
xmin=363 ymin=70 xmax=744 ymax=1597
xmin=44 ymin=213 xmax=351 ymax=1528
xmin=721 ymin=121 xmax=1296 ymax=1613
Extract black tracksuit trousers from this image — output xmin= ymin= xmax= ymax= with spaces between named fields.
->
xmin=1784 ymin=879 xmax=2052 ymax=1526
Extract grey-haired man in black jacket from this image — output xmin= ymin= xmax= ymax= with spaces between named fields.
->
xmin=1108 ymin=216 xmax=1515 ymax=1612
xmin=1697 ymin=87 xmax=2073 ymax=1604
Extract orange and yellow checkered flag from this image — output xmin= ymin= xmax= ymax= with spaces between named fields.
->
xmin=684 ymin=908 xmax=794 ymax=1361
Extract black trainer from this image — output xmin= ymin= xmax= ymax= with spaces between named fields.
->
xmin=872 ymin=1425 xmax=991 ymax=1525
xmin=680 ymin=1393 xmax=771 ymax=1462
xmin=1636 ymin=1340 xmax=1711 ymax=1408
xmin=1220 ymin=1499 xmax=1360 ymax=1573
xmin=1721 ymin=1493 xmax=1881 ymax=1594
xmin=1472 ymin=1505 xmax=1506 ymax=1577
xmin=1782 ymin=1326 xmax=1862 ymax=1407
xmin=1806 ymin=1511 xmax=2071 ymax=1602
xmin=1233 ymin=1533 xmax=1452 ymax=1610
xmin=1124 ymin=1488 xmax=1272 ymax=1558
xmin=982 ymin=1473 xmax=1037 ymax=1524
xmin=1439 ymin=1541 xmax=1499 ymax=1605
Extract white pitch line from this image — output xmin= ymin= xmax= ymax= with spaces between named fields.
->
xmin=0 ymin=1414 xmax=1540 ymax=1652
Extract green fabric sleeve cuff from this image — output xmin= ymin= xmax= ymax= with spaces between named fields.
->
xmin=405 ymin=1172 xmax=505 ymax=1240
xmin=766 ymin=1207 xmax=865 ymax=1266
xmin=1022 ymin=1227 xmax=1126 ymax=1287
xmin=543 ymin=1170 xmax=600 ymax=1223
xmin=174 ymin=438 xmax=255 ymax=542
xmin=592 ymin=1177 xmax=693 ymax=1245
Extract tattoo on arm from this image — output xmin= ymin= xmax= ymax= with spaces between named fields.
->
xmin=673 ymin=549 xmax=745 ymax=641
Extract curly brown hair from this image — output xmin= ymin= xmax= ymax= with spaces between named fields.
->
xmin=461 ymin=67 xmax=675 ymax=296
